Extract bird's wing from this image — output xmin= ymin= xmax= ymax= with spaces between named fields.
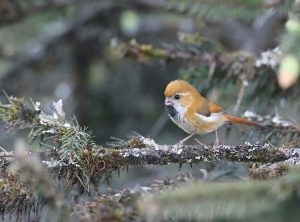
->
xmin=195 ymin=101 xmax=210 ymax=117
xmin=194 ymin=100 xmax=224 ymax=117
xmin=188 ymin=102 xmax=226 ymax=134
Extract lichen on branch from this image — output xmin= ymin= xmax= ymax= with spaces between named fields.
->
xmin=0 ymin=95 xmax=94 ymax=161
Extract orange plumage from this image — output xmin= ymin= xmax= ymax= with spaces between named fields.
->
xmin=164 ymin=80 xmax=260 ymax=144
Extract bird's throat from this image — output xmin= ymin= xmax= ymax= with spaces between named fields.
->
xmin=165 ymin=105 xmax=177 ymax=117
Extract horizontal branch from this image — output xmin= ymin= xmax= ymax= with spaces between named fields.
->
xmin=1 ymin=141 xmax=299 ymax=168
xmin=100 ymin=143 xmax=299 ymax=166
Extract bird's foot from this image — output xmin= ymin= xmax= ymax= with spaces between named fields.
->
xmin=194 ymin=138 xmax=209 ymax=149
xmin=213 ymin=138 xmax=220 ymax=145
xmin=212 ymin=137 xmax=221 ymax=149
xmin=173 ymin=141 xmax=184 ymax=149
xmin=212 ymin=130 xmax=221 ymax=149
xmin=171 ymin=142 xmax=184 ymax=155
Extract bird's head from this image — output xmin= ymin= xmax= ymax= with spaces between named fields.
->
xmin=164 ymin=80 xmax=199 ymax=117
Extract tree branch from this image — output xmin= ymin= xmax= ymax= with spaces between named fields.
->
xmin=1 ymin=141 xmax=299 ymax=168
xmin=105 ymin=143 xmax=295 ymax=166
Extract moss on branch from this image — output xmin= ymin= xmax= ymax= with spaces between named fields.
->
xmin=1 ymin=139 xmax=298 ymax=173
xmin=88 ymin=141 xmax=293 ymax=169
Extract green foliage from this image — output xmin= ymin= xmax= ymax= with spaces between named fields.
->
xmin=166 ymin=0 xmax=290 ymax=22
xmin=0 ymin=96 xmax=94 ymax=162
xmin=72 ymin=190 xmax=141 ymax=221
xmin=281 ymin=2 xmax=300 ymax=58
xmin=279 ymin=2 xmax=300 ymax=89
xmin=0 ymin=171 xmax=34 ymax=217
xmin=179 ymin=65 xmax=227 ymax=95
xmin=0 ymin=96 xmax=108 ymax=192
xmin=143 ymin=168 xmax=300 ymax=222
xmin=57 ymin=126 xmax=92 ymax=160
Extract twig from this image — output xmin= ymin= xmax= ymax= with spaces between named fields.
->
xmin=147 ymin=112 xmax=169 ymax=138
xmin=207 ymin=61 xmax=216 ymax=81
xmin=233 ymin=78 xmax=247 ymax=114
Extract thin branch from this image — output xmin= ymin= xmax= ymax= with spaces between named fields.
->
xmin=233 ymin=78 xmax=247 ymax=114
xmin=147 ymin=111 xmax=169 ymax=138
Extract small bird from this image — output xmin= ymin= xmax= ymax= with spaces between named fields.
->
xmin=164 ymin=80 xmax=260 ymax=145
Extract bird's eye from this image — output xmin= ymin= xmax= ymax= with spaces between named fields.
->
xmin=174 ymin=94 xmax=180 ymax=100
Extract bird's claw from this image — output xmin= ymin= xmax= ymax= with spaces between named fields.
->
xmin=171 ymin=143 xmax=183 ymax=155
xmin=213 ymin=137 xmax=221 ymax=149
xmin=174 ymin=141 xmax=184 ymax=149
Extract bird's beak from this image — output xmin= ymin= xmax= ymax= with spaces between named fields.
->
xmin=164 ymin=97 xmax=173 ymax=106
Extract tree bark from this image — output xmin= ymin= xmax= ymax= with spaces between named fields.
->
xmin=1 ymin=143 xmax=298 ymax=169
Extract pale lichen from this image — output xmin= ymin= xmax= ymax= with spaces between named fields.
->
xmin=272 ymin=114 xmax=292 ymax=127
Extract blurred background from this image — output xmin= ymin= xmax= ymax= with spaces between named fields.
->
xmin=1 ymin=1 xmax=300 ymax=221
xmin=0 ymin=0 xmax=299 ymax=148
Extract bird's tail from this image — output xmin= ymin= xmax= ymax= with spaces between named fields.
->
xmin=223 ymin=114 xmax=262 ymax=127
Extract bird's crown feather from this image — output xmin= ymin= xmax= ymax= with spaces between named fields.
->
xmin=164 ymin=80 xmax=199 ymax=97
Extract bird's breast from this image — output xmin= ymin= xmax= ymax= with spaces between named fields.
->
xmin=170 ymin=112 xmax=198 ymax=134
